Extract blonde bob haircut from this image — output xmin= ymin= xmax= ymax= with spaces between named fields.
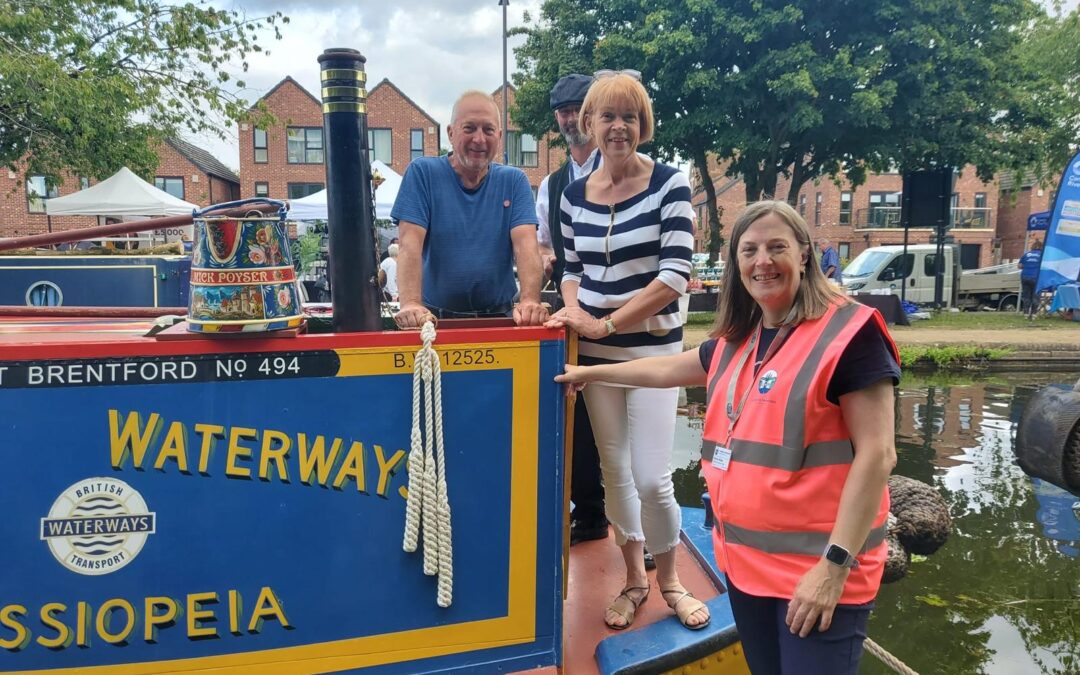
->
xmin=710 ymin=200 xmax=847 ymax=343
xmin=580 ymin=73 xmax=655 ymax=145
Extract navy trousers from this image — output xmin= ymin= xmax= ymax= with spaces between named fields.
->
xmin=726 ymin=577 xmax=872 ymax=675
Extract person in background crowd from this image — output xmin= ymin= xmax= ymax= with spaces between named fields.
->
xmin=381 ymin=243 xmax=399 ymax=301
xmin=544 ymin=72 xmax=701 ymax=631
xmin=1019 ymin=240 xmax=1043 ymax=319
xmin=819 ymin=238 xmax=841 ymax=285
xmin=392 ymin=90 xmax=547 ymax=328
xmin=557 ymin=200 xmax=899 ymax=672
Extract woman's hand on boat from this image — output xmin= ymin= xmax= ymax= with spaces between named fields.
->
xmin=544 ymin=307 xmax=606 ymax=339
xmin=554 ymin=364 xmax=590 ymax=395
xmin=395 ymin=302 xmax=435 ymax=330
xmin=785 ymin=559 xmax=848 ymax=637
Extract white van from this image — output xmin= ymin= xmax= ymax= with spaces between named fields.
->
xmin=842 ymin=245 xmax=952 ymax=303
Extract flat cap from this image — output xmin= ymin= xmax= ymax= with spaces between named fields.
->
xmin=550 ymin=74 xmax=594 ymax=110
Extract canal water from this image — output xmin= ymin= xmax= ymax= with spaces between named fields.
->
xmin=671 ymin=371 xmax=1080 ymax=675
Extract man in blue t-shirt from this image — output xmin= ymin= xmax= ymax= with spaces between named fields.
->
xmin=819 ymin=238 xmax=842 ymax=284
xmin=392 ymin=90 xmax=547 ymax=328
xmin=1018 ymin=240 xmax=1043 ymax=319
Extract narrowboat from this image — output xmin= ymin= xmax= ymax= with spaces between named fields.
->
xmin=0 ymin=48 xmax=747 ymax=675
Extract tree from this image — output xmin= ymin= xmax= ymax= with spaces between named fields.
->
xmin=0 ymin=0 xmax=286 ymax=185
xmin=513 ymin=0 xmax=1060 ymax=258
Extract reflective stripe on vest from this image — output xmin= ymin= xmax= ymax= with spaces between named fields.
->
xmin=718 ymin=521 xmax=889 ymax=556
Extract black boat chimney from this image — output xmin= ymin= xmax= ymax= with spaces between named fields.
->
xmin=318 ymin=48 xmax=382 ymax=332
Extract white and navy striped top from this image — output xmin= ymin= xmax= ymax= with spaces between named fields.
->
xmin=560 ymin=162 xmax=694 ymax=364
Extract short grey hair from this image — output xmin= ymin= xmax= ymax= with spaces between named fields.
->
xmin=450 ymin=90 xmax=500 ymax=126
xmin=388 ymin=243 xmax=399 ymax=257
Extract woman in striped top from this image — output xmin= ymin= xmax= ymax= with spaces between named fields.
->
xmin=544 ymin=72 xmax=704 ymax=631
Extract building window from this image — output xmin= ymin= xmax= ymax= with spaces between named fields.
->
xmin=868 ymin=191 xmax=900 ymax=227
xmin=287 ymin=183 xmax=324 ymax=200
xmin=838 ymin=242 xmax=850 ymax=261
xmin=974 ymin=192 xmax=987 ymax=209
xmin=839 ymin=191 xmax=852 ymax=225
xmin=26 ymin=176 xmax=59 ymax=213
xmin=287 ymin=127 xmax=324 ymax=164
xmin=79 ymin=176 xmax=90 ymax=190
xmin=799 ymin=193 xmax=806 ymax=217
xmin=814 ymin=192 xmax=822 ymax=226
xmin=154 ymin=177 xmax=185 ymax=200
xmin=254 ymin=128 xmax=269 ymax=163
xmin=369 ymin=129 xmax=392 ymax=164
xmin=254 ymin=182 xmax=269 ymax=198
xmin=506 ymin=131 xmax=538 ymax=167
xmin=410 ymin=129 xmax=424 ymax=161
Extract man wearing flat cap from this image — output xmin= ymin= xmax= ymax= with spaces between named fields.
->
xmin=536 ymin=74 xmax=600 ymax=293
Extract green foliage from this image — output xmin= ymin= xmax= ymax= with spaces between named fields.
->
xmin=0 ymin=0 xmax=287 ymax=186
xmin=898 ymin=345 xmax=1013 ymax=369
xmin=511 ymin=0 xmax=1069 ymax=218
xmin=297 ymin=231 xmax=321 ymax=273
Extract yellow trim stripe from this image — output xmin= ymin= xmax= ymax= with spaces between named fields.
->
xmin=320 ymin=69 xmax=367 ymax=83
xmin=322 ymin=102 xmax=366 ymax=114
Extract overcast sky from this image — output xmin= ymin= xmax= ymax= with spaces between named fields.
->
xmin=193 ymin=0 xmax=543 ymax=170
xmin=193 ymin=0 xmax=1078 ymax=173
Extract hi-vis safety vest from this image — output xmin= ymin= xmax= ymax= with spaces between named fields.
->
xmin=701 ymin=301 xmax=898 ymax=604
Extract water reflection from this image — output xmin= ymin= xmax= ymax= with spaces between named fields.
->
xmin=671 ymin=371 xmax=1080 ymax=675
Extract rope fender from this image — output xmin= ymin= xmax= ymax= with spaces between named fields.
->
xmin=402 ymin=321 xmax=454 ymax=607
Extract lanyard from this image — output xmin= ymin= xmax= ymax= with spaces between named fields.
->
xmin=724 ymin=310 xmax=798 ymax=441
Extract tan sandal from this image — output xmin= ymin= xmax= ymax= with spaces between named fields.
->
xmin=604 ymin=585 xmax=650 ymax=630
xmin=661 ymin=588 xmax=711 ymax=630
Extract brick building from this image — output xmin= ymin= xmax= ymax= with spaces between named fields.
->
xmin=367 ymin=79 xmax=440 ymax=177
xmin=997 ymin=172 xmax=1053 ymax=260
xmin=0 ymin=139 xmax=238 ymax=239
xmin=156 ymin=138 xmax=240 ymax=206
xmin=691 ymin=161 xmax=1000 ymax=269
xmin=492 ymin=84 xmax=566 ymax=193
xmin=238 ymin=75 xmax=445 ymax=201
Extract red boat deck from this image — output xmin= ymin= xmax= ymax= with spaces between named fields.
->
xmin=563 ymin=530 xmax=720 ymax=674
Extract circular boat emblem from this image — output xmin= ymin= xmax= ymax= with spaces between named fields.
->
xmin=40 ymin=478 xmax=155 ymax=576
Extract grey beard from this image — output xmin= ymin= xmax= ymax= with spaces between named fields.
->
xmin=562 ymin=130 xmax=591 ymax=147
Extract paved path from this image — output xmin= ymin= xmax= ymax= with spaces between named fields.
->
xmin=682 ymin=324 xmax=1080 ymax=349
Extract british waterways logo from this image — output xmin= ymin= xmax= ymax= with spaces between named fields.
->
xmin=40 ymin=478 xmax=155 ymax=576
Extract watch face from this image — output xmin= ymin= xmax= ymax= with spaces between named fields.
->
xmin=826 ymin=544 xmax=851 ymax=567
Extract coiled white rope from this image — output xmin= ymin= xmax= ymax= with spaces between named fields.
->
xmin=402 ymin=320 xmax=454 ymax=607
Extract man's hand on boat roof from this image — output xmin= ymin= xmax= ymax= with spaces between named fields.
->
xmin=513 ymin=299 xmax=549 ymax=326
xmin=394 ymin=302 xmax=436 ymax=330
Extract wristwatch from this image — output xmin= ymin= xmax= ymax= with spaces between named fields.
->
xmin=823 ymin=543 xmax=859 ymax=569
xmin=603 ymin=316 xmax=617 ymax=336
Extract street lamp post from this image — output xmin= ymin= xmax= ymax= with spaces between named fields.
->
xmin=499 ymin=0 xmax=509 ymax=164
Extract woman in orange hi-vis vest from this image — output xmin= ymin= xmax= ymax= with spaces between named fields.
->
xmin=556 ymin=200 xmax=900 ymax=674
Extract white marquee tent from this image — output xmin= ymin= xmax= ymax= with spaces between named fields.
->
xmin=287 ymin=159 xmax=402 ymax=223
xmin=45 ymin=166 xmax=198 ymax=217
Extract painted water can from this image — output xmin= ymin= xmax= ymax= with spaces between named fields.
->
xmin=187 ymin=199 xmax=304 ymax=333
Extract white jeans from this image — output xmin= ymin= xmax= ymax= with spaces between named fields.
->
xmin=583 ymin=383 xmax=681 ymax=555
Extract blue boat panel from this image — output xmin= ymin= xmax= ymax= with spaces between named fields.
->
xmin=0 ymin=256 xmax=189 ymax=307
xmin=0 ymin=334 xmax=564 ymax=673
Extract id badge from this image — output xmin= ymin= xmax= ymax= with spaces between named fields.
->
xmin=711 ymin=445 xmax=732 ymax=471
